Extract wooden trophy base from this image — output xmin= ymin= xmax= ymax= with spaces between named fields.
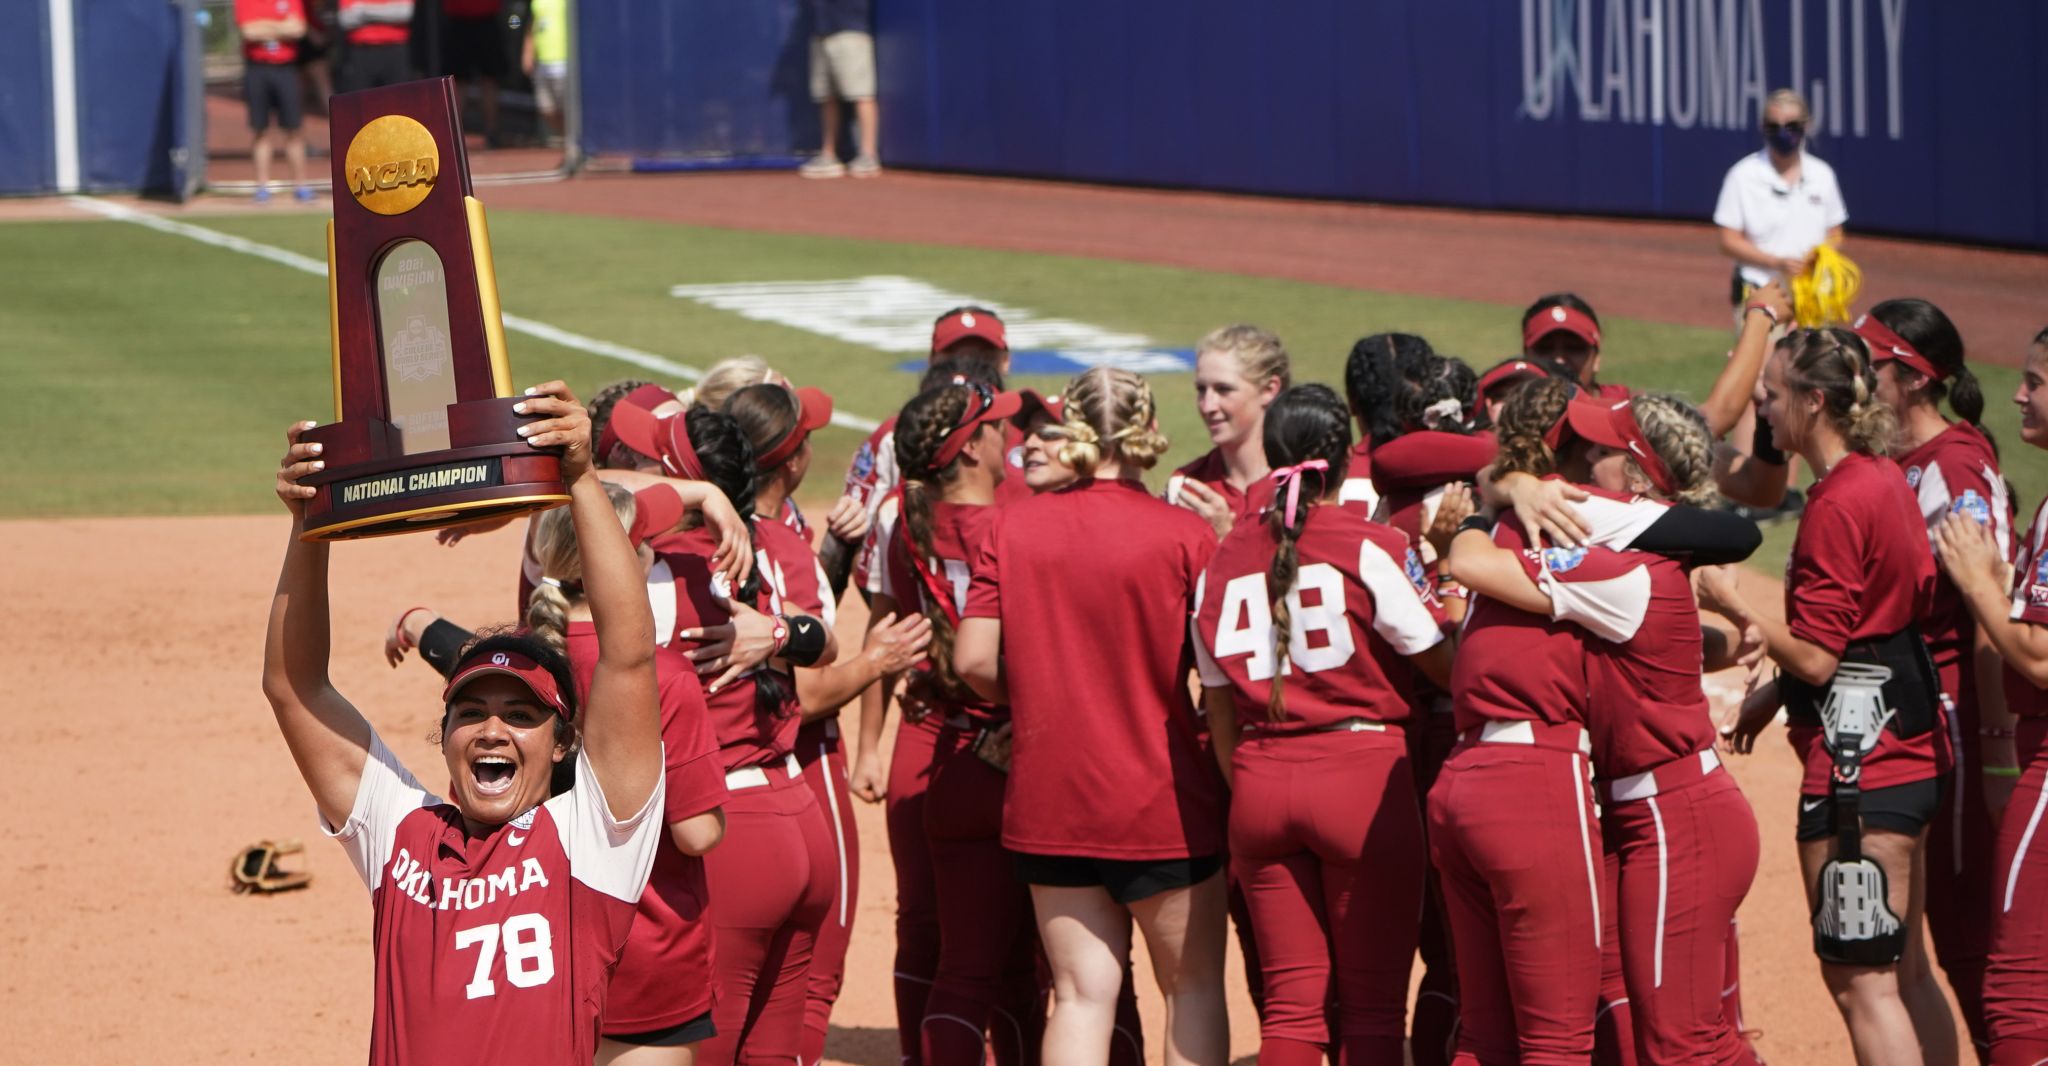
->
xmin=298 ymin=397 xmax=569 ymax=541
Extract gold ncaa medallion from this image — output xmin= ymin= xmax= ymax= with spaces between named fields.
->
xmin=344 ymin=115 xmax=440 ymax=215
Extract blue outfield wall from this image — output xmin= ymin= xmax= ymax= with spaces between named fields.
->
xmin=0 ymin=3 xmax=57 ymax=194
xmin=0 ymin=0 xmax=189 ymax=197
xmin=873 ymin=0 xmax=2048 ymax=250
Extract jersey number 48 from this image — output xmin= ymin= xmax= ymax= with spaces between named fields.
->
xmin=1212 ymin=564 xmax=1355 ymax=681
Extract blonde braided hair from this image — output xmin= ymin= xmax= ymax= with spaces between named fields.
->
xmin=1056 ymin=367 xmax=1169 ymax=474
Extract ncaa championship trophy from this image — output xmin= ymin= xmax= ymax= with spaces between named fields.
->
xmin=297 ymin=76 xmax=568 ymax=541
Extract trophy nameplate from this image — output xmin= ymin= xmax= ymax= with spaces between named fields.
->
xmin=298 ymin=76 xmax=568 ymax=541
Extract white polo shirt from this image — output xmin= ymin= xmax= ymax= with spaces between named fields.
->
xmin=1713 ymin=149 xmax=1848 ymax=288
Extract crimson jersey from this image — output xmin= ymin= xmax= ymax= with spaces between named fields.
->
xmin=324 ymin=734 xmax=663 ymax=1065
xmin=884 ymin=499 xmax=1007 ymax=726
xmin=1168 ymin=448 xmax=1277 ymax=527
xmin=1898 ymin=422 xmax=2009 ymax=694
xmin=653 ymin=525 xmax=802 ymax=771
xmin=563 ymin=625 xmax=728 ymax=1033
xmin=1542 ymin=549 xmax=1717 ymax=778
xmin=2005 ymin=495 xmax=2048 ymax=733
xmin=964 ymin=478 xmax=1225 ymax=860
xmin=851 ymin=421 xmax=1031 ymax=593
xmin=1365 ymin=431 xmax=1498 ymax=569
xmin=1193 ymin=503 xmax=1446 ymax=733
xmin=1783 ymin=451 xmax=1944 ymax=793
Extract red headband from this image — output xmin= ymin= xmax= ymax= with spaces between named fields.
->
xmin=928 ymin=387 xmax=1026 ymax=469
xmin=1852 ymin=314 xmax=1945 ymax=382
xmin=1564 ymin=398 xmax=1678 ymax=496
xmin=595 ymin=383 xmax=678 ymax=461
xmin=444 ymin=648 xmax=571 ymax=720
xmin=754 ymin=387 xmax=835 ymax=470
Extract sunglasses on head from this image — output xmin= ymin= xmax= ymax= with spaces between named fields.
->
xmin=1762 ymin=121 xmax=1806 ymax=134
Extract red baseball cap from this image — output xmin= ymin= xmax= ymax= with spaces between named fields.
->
xmin=629 ymin=484 xmax=686 ymax=548
xmin=443 ymin=647 xmax=571 ymax=720
xmin=606 ymin=402 xmax=708 ymax=480
xmin=595 ymin=384 xmax=679 ymax=463
xmin=1477 ymin=358 xmax=1547 ymax=398
xmin=1563 ymin=397 xmax=1677 ymax=495
xmin=755 ymin=386 xmax=835 ymax=469
xmin=929 ymin=387 xmax=1028 ymax=468
xmin=931 ymin=308 xmax=1008 ymax=356
xmin=1009 ymin=388 xmax=1064 ymax=429
xmin=1524 ymin=305 xmax=1602 ymax=352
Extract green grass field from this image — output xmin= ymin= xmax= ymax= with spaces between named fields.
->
xmin=7 ymin=206 xmax=2038 ymax=573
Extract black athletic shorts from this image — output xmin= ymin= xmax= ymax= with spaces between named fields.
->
xmin=1795 ymin=774 xmax=1945 ymax=842
xmin=338 ymin=42 xmax=413 ymax=94
xmin=442 ymin=16 xmax=507 ymax=80
xmin=607 ymin=1009 xmax=715 ymax=1047
xmin=1009 ymin=851 xmax=1223 ymax=905
xmin=245 ymin=61 xmax=302 ymax=131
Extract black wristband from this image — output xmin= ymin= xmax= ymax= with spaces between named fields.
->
xmin=779 ymin=614 xmax=830 ymax=667
xmin=1750 ymin=413 xmax=1787 ymax=466
xmin=419 ymin=619 xmax=475 ymax=678
xmin=1457 ymin=514 xmax=1492 ymax=536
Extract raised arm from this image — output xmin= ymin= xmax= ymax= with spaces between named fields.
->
xmin=262 ymin=421 xmax=375 ymax=828
xmin=1699 ymin=283 xmax=1790 ymax=437
xmin=526 ymin=383 xmax=663 ymax=819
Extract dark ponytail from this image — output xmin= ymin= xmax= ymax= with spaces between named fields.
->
xmin=1344 ymin=332 xmax=1434 ymax=448
xmin=1869 ymin=298 xmax=1985 ymax=437
xmin=892 ymin=385 xmax=980 ymax=701
xmin=684 ymin=408 xmax=794 ymax=717
xmin=1395 ymin=354 xmax=1480 ymax=436
xmin=1259 ymin=384 xmax=1353 ymax=722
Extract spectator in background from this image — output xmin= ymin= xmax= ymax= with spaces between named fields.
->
xmin=336 ymin=0 xmax=414 ymax=93
xmin=442 ymin=0 xmax=506 ymax=146
xmin=236 ymin=0 xmax=314 ymax=203
xmin=799 ymin=0 xmax=881 ymax=179
xmin=296 ymin=0 xmax=335 ymax=116
xmin=522 ymin=0 xmax=569 ymax=147
xmin=1715 ymin=88 xmax=1848 ymax=311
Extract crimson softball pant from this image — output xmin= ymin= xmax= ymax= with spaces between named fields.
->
xmin=1986 ymin=738 xmax=2048 ymax=1065
xmin=1409 ymin=701 xmax=1462 ymax=1066
xmin=888 ymin=715 xmax=944 ymax=1066
xmin=797 ymin=719 xmax=861 ymax=1065
xmin=1604 ymin=768 xmax=1760 ymax=1065
xmin=1429 ymin=737 xmax=1605 ymax=1066
xmin=920 ymin=725 xmax=1048 ymax=1066
xmin=1230 ymin=728 xmax=1425 ymax=1066
xmin=700 ymin=764 xmax=837 ymax=1066
xmin=1928 ymin=687 xmax=1996 ymax=1053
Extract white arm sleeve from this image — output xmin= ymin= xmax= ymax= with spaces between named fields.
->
xmin=647 ymin=556 xmax=677 ymax=648
xmin=868 ymin=499 xmax=902 ymax=598
xmin=1190 ymin=572 xmax=1229 ymax=688
xmin=543 ymin=744 xmax=666 ymax=903
xmin=1576 ymin=495 xmax=1669 ymax=550
xmin=319 ymin=730 xmax=438 ymax=891
xmin=1539 ymin=564 xmax=1653 ymax=644
xmin=1358 ymin=539 xmax=1446 ymax=656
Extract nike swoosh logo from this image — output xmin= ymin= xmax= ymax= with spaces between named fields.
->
xmin=1800 ymin=799 xmax=1825 ymax=813
xmin=508 ymin=833 xmax=526 ymax=846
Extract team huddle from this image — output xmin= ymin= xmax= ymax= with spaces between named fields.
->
xmin=264 ymin=295 xmax=2048 ymax=1066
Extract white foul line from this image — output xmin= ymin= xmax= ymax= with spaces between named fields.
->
xmin=64 ymin=196 xmax=881 ymax=433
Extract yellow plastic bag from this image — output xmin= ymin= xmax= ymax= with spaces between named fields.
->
xmin=1791 ymin=244 xmax=1862 ymax=327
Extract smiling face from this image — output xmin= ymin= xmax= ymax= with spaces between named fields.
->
xmin=1019 ymin=415 xmax=1078 ymax=492
xmin=441 ymin=673 xmax=569 ymax=829
xmin=1194 ymin=349 xmax=1281 ymax=448
xmin=2017 ymin=344 xmax=2048 ymax=449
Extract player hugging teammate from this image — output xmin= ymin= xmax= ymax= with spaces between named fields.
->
xmin=268 ymin=297 xmax=2048 ymax=1066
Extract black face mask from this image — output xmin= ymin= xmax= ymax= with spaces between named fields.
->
xmin=1765 ymin=124 xmax=1805 ymax=156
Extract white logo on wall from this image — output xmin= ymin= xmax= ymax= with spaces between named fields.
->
xmin=1518 ymin=0 xmax=1909 ymax=140
xmin=670 ymin=276 xmax=1196 ymax=374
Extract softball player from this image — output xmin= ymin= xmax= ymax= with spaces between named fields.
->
xmin=1859 ymin=299 xmax=2011 ymax=1052
xmin=1933 ymin=326 xmax=2048 ymax=1065
xmin=263 ymin=385 xmax=665 ymax=1065
xmin=867 ymin=382 xmax=1047 ymax=1066
xmin=1523 ymin=293 xmax=1628 ymax=400
xmin=1168 ymin=324 xmax=1291 ymax=537
xmin=1193 ymin=384 xmax=1452 ymax=1065
xmin=725 ymin=380 xmax=936 ymax=1066
xmin=648 ymin=407 xmax=839 ymax=1066
xmin=1715 ymin=328 xmax=1953 ymax=1066
xmin=1454 ymin=394 xmax=1766 ymax=1065
xmin=955 ymin=367 xmax=1229 ymax=1066
xmin=1337 ymin=332 xmax=1436 ymax=516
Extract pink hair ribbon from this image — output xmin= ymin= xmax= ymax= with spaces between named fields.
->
xmin=1270 ymin=459 xmax=1330 ymax=530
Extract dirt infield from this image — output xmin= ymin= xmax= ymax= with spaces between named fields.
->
xmin=3 ymin=512 xmax=1936 ymax=1063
